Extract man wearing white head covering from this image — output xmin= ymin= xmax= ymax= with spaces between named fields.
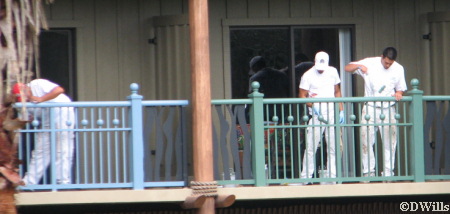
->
xmin=345 ymin=47 xmax=407 ymax=180
xmin=298 ymin=51 xmax=344 ymax=183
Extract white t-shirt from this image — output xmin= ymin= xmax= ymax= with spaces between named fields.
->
xmin=351 ymin=57 xmax=407 ymax=107
xmin=299 ymin=65 xmax=341 ymax=114
xmin=28 ymin=79 xmax=72 ymax=103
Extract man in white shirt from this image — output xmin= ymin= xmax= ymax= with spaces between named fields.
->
xmin=14 ymin=79 xmax=75 ymax=185
xmin=344 ymin=47 xmax=407 ymax=179
xmin=299 ymin=51 xmax=344 ymax=182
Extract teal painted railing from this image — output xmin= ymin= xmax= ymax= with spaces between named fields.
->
xmin=213 ymin=79 xmax=450 ymax=187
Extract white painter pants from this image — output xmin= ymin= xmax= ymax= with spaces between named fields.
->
xmin=23 ymin=107 xmax=75 ymax=185
xmin=361 ymin=105 xmax=397 ymax=176
xmin=301 ymin=111 xmax=336 ymax=179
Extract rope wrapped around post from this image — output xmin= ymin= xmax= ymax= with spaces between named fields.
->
xmin=182 ymin=181 xmax=235 ymax=209
xmin=180 ymin=181 xmax=218 ymax=209
xmin=190 ymin=181 xmax=219 ymax=197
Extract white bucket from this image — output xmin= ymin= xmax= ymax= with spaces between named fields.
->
xmin=319 ymin=169 xmax=334 ymax=185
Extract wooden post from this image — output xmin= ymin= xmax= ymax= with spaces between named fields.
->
xmin=214 ymin=195 xmax=236 ymax=208
xmin=181 ymin=195 xmax=207 ymax=209
xmin=188 ymin=0 xmax=215 ymax=213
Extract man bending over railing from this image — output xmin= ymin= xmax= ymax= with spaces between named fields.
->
xmin=13 ymin=79 xmax=75 ymax=185
xmin=345 ymin=47 xmax=407 ymax=181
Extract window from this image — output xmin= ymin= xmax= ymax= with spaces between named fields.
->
xmin=230 ymin=26 xmax=353 ymax=99
xmin=39 ymin=28 xmax=77 ymax=100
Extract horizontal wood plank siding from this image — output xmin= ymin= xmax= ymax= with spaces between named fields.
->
xmin=290 ymin=0 xmax=311 ymax=18
xmin=397 ymin=0 xmax=417 ymax=85
xmin=248 ymin=0 xmax=268 ymax=18
xmin=44 ymin=0 xmax=450 ymax=100
xmin=95 ymin=0 xmax=120 ymax=101
xmin=311 ymin=0 xmax=332 ymax=18
xmin=332 ymin=0 xmax=353 ymax=18
xmin=49 ymin=0 xmax=74 ymax=20
xmin=118 ymin=0 xmax=141 ymax=99
xmin=269 ymin=0 xmax=290 ymax=18
xmin=138 ymin=0 xmax=160 ymax=99
xmin=73 ymin=0 xmax=97 ymax=101
xmin=226 ymin=0 xmax=247 ymax=18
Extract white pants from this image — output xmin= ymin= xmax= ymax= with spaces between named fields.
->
xmin=23 ymin=107 xmax=75 ymax=185
xmin=361 ymin=105 xmax=397 ymax=176
xmin=301 ymin=112 xmax=336 ymax=178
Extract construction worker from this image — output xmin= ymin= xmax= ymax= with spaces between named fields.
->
xmin=14 ymin=79 xmax=75 ymax=185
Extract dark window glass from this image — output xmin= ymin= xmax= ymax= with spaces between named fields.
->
xmin=39 ymin=28 xmax=77 ymax=100
xmin=230 ymin=27 xmax=290 ymax=99
xmin=230 ymin=26 xmax=351 ymax=99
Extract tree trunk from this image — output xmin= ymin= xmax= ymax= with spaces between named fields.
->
xmin=0 ymin=181 xmax=17 ymax=214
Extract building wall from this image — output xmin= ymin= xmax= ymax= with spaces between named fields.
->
xmin=43 ymin=0 xmax=450 ymax=101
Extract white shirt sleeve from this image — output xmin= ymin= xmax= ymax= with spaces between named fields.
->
xmin=29 ymin=79 xmax=59 ymax=97
xmin=332 ymin=68 xmax=341 ymax=85
xmin=394 ymin=65 xmax=408 ymax=92
xmin=299 ymin=73 xmax=310 ymax=91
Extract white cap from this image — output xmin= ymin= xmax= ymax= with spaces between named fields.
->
xmin=315 ymin=51 xmax=329 ymax=71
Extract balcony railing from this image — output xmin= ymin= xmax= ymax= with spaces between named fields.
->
xmin=15 ymin=79 xmax=450 ymax=192
xmin=17 ymin=84 xmax=188 ymax=191
xmin=213 ymin=79 xmax=450 ymax=187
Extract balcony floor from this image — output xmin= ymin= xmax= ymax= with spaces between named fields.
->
xmin=15 ymin=181 xmax=450 ymax=206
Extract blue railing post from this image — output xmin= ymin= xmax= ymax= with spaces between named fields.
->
xmin=407 ymin=79 xmax=425 ymax=182
xmin=248 ymin=82 xmax=267 ymax=186
xmin=49 ymin=107 xmax=57 ymax=191
xmin=127 ymin=83 xmax=145 ymax=189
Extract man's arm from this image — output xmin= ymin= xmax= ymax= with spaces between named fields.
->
xmin=344 ymin=63 xmax=367 ymax=74
xmin=29 ymin=86 xmax=65 ymax=103
xmin=334 ymin=84 xmax=344 ymax=111
xmin=299 ymin=88 xmax=314 ymax=108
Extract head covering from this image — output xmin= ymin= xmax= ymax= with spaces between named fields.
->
xmin=12 ymin=83 xmax=25 ymax=101
xmin=314 ymin=51 xmax=329 ymax=71
xmin=249 ymin=56 xmax=264 ymax=68
xmin=249 ymin=56 xmax=266 ymax=75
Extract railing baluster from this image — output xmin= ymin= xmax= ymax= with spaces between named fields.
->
xmin=408 ymin=79 xmax=425 ymax=182
xmin=121 ymin=107 xmax=128 ymax=183
xmin=127 ymin=83 xmax=144 ymax=190
xmin=82 ymin=108 xmax=88 ymax=184
xmin=249 ymin=82 xmax=266 ymax=186
xmin=113 ymin=107 xmax=119 ymax=183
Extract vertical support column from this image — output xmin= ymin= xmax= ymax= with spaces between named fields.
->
xmin=189 ymin=0 xmax=215 ymax=213
xmin=248 ymin=82 xmax=266 ymax=186
xmin=127 ymin=83 xmax=144 ymax=189
xmin=50 ymin=107 xmax=57 ymax=190
xmin=334 ymin=103 xmax=342 ymax=182
xmin=408 ymin=79 xmax=425 ymax=182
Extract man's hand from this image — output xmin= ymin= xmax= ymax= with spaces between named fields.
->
xmin=357 ymin=65 xmax=368 ymax=74
xmin=345 ymin=64 xmax=367 ymax=74
xmin=394 ymin=91 xmax=403 ymax=101
xmin=339 ymin=111 xmax=345 ymax=124
xmin=312 ymin=107 xmax=321 ymax=116
xmin=29 ymin=95 xmax=42 ymax=103
xmin=312 ymin=107 xmax=329 ymax=124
